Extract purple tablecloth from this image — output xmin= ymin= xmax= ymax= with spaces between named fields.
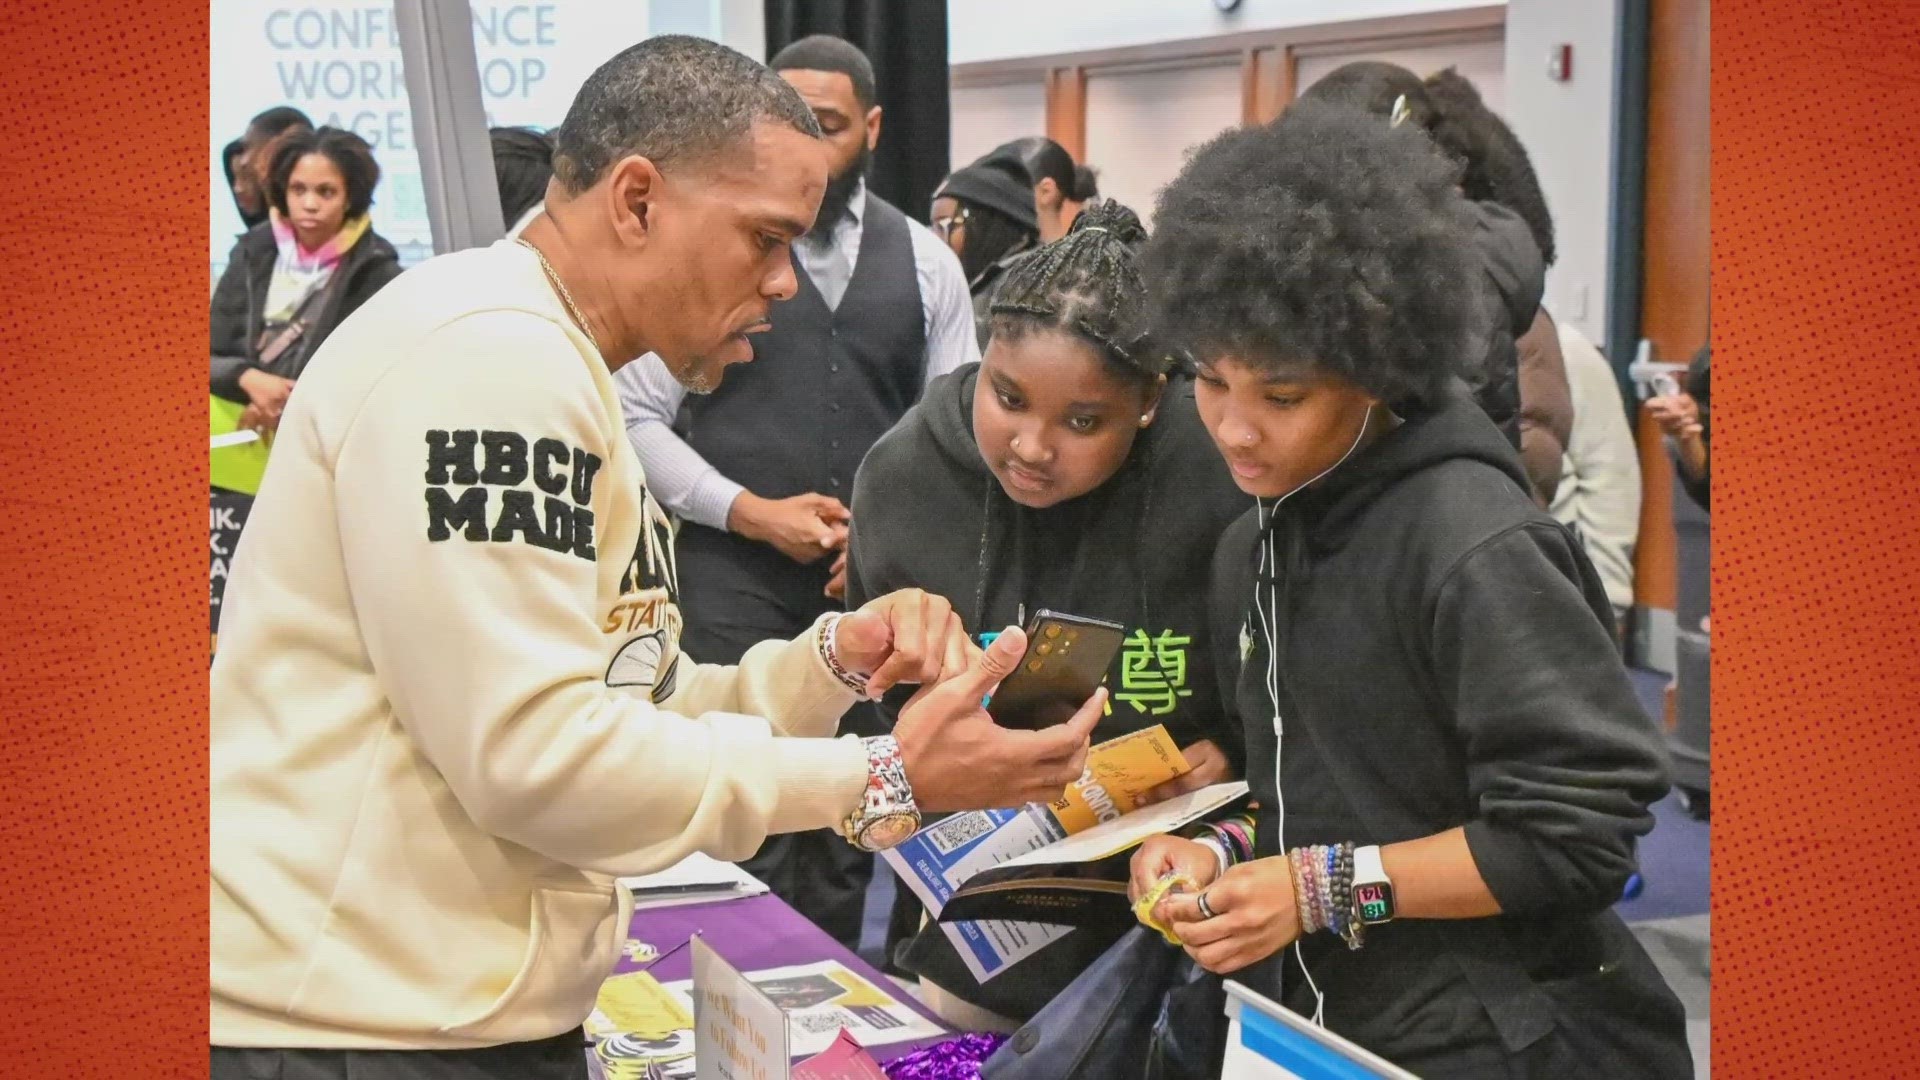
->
xmin=620 ymin=891 xmax=953 ymax=1064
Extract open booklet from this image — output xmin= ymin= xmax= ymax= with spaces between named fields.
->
xmin=881 ymin=724 xmax=1248 ymax=984
xmin=933 ymin=781 xmax=1249 ymax=925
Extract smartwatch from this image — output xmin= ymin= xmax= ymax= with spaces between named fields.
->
xmin=841 ymin=736 xmax=921 ymax=853
xmin=1351 ymin=844 xmax=1397 ymax=925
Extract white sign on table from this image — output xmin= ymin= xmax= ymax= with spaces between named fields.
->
xmin=1220 ymin=981 xmax=1423 ymax=1080
xmin=692 ymin=935 xmax=789 ymax=1080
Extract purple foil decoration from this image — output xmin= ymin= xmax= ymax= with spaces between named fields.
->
xmin=882 ymin=1033 xmax=1011 ymax=1080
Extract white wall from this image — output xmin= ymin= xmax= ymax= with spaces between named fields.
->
xmin=1295 ymin=33 xmax=1506 ymax=113
xmin=715 ymin=0 xmax=763 ymax=60
xmin=1503 ymin=0 xmax=1620 ymax=349
xmin=949 ymin=0 xmax=1491 ymax=65
xmin=1083 ymin=60 xmax=1243 ymax=226
xmin=946 ymin=0 xmax=1622 ymax=350
xmin=950 ymin=81 xmax=1047 ymax=173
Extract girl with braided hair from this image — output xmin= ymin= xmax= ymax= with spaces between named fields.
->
xmin=844 ymin=200 xmax=1250 ymax=1029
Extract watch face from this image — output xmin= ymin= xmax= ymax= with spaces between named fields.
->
xmin=860 ymin=813 xmax=920 ymax=852
xmin=1355 ymin=881 xmax=1395 ymax=924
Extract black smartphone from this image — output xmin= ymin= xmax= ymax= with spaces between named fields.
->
xmin=985 ymin=609 xmax=1127 ymax=731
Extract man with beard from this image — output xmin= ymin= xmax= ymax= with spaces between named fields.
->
xmin=224 ymin=106 xmax=312 ymax=231
xmin=614 ymin=34 xmax=977 ymax=949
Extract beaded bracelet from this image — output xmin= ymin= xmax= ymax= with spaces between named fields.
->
xmin=1287 ymin=847 xmax=1315 ymax=936
xmin=1326 ymin=845 xmax=1347 ymax=940
xmin=815 ymin=612 xmax=872 ymax=695
xmin=1298 ymin=847 xmax=1326 ymax=934
xmin=1285 ymin=842 xmax=1366 ymax=949
xmin=1328 ymin=845 xmax=1344 ymax=930
xmin=1320 ymin=846 xmax=1340 ymax=934
xmin=1333 ymin=843 xmax=1365 ymax=951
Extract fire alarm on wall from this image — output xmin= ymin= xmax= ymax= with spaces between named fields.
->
xmin=1548 ymin=43 xmax=1573 ymax=81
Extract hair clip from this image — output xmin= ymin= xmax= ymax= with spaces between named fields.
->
xmin=1390 ymin=94 xmax=1412 ymax=128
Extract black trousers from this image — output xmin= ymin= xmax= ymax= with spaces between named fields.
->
xmin=210 ymin=1029 xmax=588 ymax=1080
xmin=674 ymin=524 xmax=878 ymax=952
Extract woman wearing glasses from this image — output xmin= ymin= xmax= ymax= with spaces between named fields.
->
xmin=930 ymin=161 xmax=1039 ymax=348
xmin=931 ymin=139 xmax=1097 ymax=349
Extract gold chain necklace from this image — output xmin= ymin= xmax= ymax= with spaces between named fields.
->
xmin=516 ymin=238 xmax=601 ymax=354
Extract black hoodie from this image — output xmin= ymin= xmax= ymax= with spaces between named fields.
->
xmin=1466 ymin=200 xmax=1542 ymax=445
xmin=845 ymin=362 xmax=1250 ymax=1018
xmin=1208 ymin=380 xmax=1689 ymax=1076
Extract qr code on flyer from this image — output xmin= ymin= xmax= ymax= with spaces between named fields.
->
xmin=790 ymin=1009 xmax=860 ymax=1036
xmin=923 ymin=813 xmax=996 ymax=856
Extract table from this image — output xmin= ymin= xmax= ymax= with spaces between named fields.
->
xmin=609 ymin=890 xmax=953 ymax=1067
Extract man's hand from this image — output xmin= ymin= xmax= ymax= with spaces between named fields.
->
xmin=834 ymin=588 xmax=974 ymax=698
xmin=729 ymin=492 xmax=849 ymax=564
xmin=824 ymin=550 xmax=848 ymax=602
xmin=237 ymin=369 xmax=295 ymax=426
xmin=1138 ymin=739 xmax=1236 ymax=806
xmin=1156 ymin=856 xmax=1302 ymax=975
xmin=894 ymin=627 xmax=1103 ymax=812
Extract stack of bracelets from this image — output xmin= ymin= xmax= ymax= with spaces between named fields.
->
xmin=1187 ymin=813 xmax=1256 ymax=870
xmin=1287 ymin=842 xmax=1365 ymax=950
xmin=1187 ymin=821 xmax=1367 ymax=952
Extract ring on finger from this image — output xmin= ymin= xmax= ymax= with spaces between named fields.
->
xmin=1196 ymin=890 xmax=1218 ymax=920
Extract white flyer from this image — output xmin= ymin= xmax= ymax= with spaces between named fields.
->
xmin=879 ymin=805 xmax=1075 ymax=985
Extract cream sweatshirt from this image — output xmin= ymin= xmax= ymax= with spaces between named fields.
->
xmin=1549 ymin=319 xmax=1642 ymax=615
xmin=210 ymin=239 xmax=870 ymax=1049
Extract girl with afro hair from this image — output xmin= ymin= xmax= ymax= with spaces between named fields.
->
xmin=1128 ymin=99 xmax=1691 ymax=1078
xmin=1298 ymin=61 xmax=1577 ymax=505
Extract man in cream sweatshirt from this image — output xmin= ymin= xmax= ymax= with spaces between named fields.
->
xmin=210 ymin=36 xmax=1103 ymax=1080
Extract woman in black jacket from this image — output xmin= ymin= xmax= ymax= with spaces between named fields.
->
xmin=847 ymin=201 xmax=1249 ymax=1028
xmin=211 ymin=126 xmax=402 ymax=437
xmin=1128 ymin=101 xmax=1690 ymax=1078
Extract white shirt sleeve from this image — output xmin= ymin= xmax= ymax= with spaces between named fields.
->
xmin=1548 ymin=321 xmax=1642 ymax=614
xmin=612 ymin=353 xmax=746 ymax=531
xmin=909 ymin=220 xmax=983 ymax=389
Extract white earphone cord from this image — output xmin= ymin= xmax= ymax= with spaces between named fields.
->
xmin=1256 ymin=403 xmax=1370 ymax=1028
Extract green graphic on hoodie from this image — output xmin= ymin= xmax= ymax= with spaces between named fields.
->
xmin=1114 ymin=630 xmax=1193 ymax=716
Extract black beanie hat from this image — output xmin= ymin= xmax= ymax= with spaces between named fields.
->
xmin=935 ymin=160 xmax=1040 ymax=232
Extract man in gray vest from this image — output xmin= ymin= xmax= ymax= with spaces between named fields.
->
xmin=615 ymin=35 xmax=978 ymax=949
